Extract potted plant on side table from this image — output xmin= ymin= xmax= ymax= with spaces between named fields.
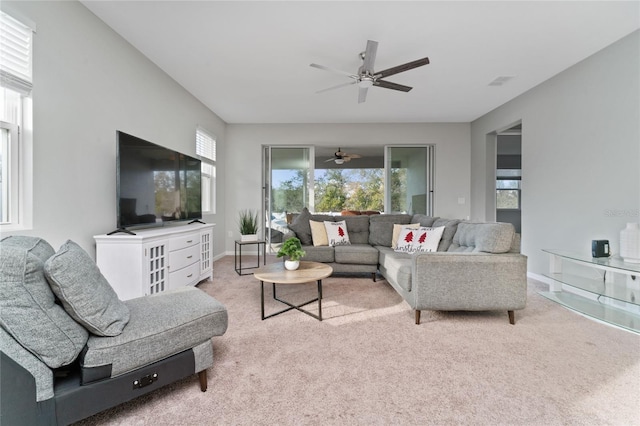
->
xmin=276 ymin=237 xmax=306 ymax=270
xmin=238 ymin=209 xmax=259 ymax=242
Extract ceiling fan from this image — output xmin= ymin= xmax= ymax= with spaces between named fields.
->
xmin=325 ymin=148 xmax=361 ymax=164
xmin=310 ymin=40 xmax=430 ymax=103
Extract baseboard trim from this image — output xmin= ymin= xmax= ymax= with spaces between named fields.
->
xmin=527 ymin=272 xmax=552 ymax=287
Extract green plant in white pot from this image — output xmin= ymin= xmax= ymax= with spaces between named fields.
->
xmin=277 ymin=237 xmax=306 ymax=270
xmin=238 ymin=209 xmax=259 ymax=241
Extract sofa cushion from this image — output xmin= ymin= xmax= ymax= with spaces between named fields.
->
xmin=334 ymin=244 xmax=379 ymax=265
xmin=310 ymin=220 xmax=329 ymax=246
xmin=447 ymin=222 xmax=515 ymax=253
xmin=288 ymin=208 xmax=336 ymax=246
xmin=432 ymin=218 xmax=461 ymax=251
xmin=368 ymin=214 xmax=413 ymax=246
xmin=1 ymin=235 xmax=56 ymax=262
xmin=44 ymin=240 xmax=130 ymax=337
xmin=0 ymin=244 xmax=88 ymax=368
xmin=300 ymin=245 xmax=335 ymax=263
xmin=377 ymin=247 xmax=413 ymax=292
xmin=325 ymin=220 xmax=350 ymax=246
xmin=342 ymin=215 xmax=370 ymax=245
xmin=411 ymin=215 xmax=439 ymax=227
xmin=81 ymin=287 xmax=228 ymax=380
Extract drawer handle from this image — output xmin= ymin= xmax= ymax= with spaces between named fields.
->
xmin=187 ymin=255 xmax=193 ymax=259
xmin=186 ymin=240 xmax=193 ymax=244
xmin=187 ymin=274 xmax=193 ymax=278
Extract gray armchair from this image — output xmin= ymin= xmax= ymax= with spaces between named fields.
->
xmin=0 ymin=236 xmax=228 ymax=425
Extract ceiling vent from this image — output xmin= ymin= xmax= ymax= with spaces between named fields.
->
xmin=488 ymin=76 xmax=516 ymax=86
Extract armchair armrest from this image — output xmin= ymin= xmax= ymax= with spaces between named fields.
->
xmin=412 ymin=252 xmax=528 ymax=312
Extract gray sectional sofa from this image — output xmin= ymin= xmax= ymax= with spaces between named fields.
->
xmin=0 ymin=236 xmax=228 ymax=425
xmin=284 ymin=209 xmax=528 ymax=324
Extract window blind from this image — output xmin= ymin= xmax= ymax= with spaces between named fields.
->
xmin=0 ymin=11 xmax=33 ymax=95
xmin=196 ymin=127 xmax=216 ymax=161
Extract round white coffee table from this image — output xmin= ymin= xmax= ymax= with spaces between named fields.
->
xmin=253 ymin=261 xmax=333 ymax=321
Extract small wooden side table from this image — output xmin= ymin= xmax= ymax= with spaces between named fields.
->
xmin=234 ymin=240 xmax=266 ymax=275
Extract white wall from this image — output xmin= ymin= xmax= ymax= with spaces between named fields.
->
xmin=2 ymin=1 xmax=227 ymax=257
xmin=225 ymin=123 xmax=471 ymax=253
xmin=470 ymin=31 xmax=640 ymax=275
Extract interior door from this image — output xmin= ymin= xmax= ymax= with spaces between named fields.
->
xmin=495 ymin=126 xmax=522 ymax=233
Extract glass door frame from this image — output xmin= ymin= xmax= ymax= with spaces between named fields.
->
xmin=384 ymin=145 xmax=435 ymax=216
xmin=262 ymin=145 xmax=315 ymax=252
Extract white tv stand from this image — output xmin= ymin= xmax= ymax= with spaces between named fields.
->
xmin=95 ymin=223 xmax=214 ymax=300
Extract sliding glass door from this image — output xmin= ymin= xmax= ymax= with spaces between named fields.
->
xmin=385 ymin=146 xmax=434 ymax=215
xmin=263 ymin=145 xmax=434 ymax=249
xmin=263 ymin=146 xmax=314 ymax=250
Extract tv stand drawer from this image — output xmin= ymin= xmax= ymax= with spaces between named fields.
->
xmin=169 ymin=244 xmax=200 ymax=271
xmin=169 ymin=231 xmax=200 ymax=251
xmin=169 ymin=262 xmax=200 ymax=288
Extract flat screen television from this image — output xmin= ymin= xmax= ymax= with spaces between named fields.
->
xmin=115 ymin=131 xmax=202 ymax=232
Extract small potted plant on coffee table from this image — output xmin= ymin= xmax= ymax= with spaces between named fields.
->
xmin=238 ymin=209 xmax=259 ymax=242
xmin=277 ymin=237 xmax=306 ymax=270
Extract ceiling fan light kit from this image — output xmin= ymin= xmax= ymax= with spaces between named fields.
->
xmin=325 ymin=148 xmax=361 ymax=165
xmin=311 ymin=40 xmax=430 ymax=103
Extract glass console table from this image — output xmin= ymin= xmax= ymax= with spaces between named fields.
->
xmin=541 ymin=249 xmax=640 ymax=334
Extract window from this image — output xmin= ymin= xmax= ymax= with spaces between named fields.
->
xmin=496 ymin=169 xmax=521 ymax=210
xmin=196 ymin=126 xmax=216 ymax=214
xmin=1 ymin=11 xmax=34 ymax=230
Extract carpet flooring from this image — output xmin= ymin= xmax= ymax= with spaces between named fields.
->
xmin=75 ymin=255 xmax=640 ymax=425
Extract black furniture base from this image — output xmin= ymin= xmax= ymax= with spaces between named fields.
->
xmin=1 ymin=349 xmax=203 ymax=426
xmin=260 ymin=280 xmax=323 ymax=321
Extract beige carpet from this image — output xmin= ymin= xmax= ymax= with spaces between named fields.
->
xmin=76 ymin=255 xmax=640 ymax=425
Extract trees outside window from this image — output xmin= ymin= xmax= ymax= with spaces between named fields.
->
xmin=315 ymin=168 xmax=385 ymax=213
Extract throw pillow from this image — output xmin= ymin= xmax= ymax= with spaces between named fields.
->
xmin=287 ymin=208 xmax=312 ymax=245
xmin=324 ymin=220 xmax=351 ymax=246
xmin=392 ymin=223 xmax=420 ymax=249
xmin=0 ymin=245 xmax=89 ymax=368
xmin=44 ymin=240 xmax=130 ymax=337
xmin=394 ymin=226 xmax=445 ymax=254
xmin=309 ymin=220 xmax=329 ymax=246
xmin=411 ymin=226 xmax=446 ymax=253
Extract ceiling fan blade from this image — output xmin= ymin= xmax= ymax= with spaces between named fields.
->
xmin=374 ymin=80 xmax=413 ymax=92
xmin=316 ymin=81 xmax=356 ymax=94
xmin=375 ymin=57 xmax=430 ymax=79
xmin=358 ymin=86 xmax=368 ymax=103
xmin=310 ymin=63 xmax=356 ymax=78
xmin=361 ymin=40 xmax=378 ymax=74
xmin=345 ymin=153 xmax=361 ymax=159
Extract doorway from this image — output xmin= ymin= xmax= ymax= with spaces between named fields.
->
xmin=495 ymin=123 xmax=522 ymax=233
